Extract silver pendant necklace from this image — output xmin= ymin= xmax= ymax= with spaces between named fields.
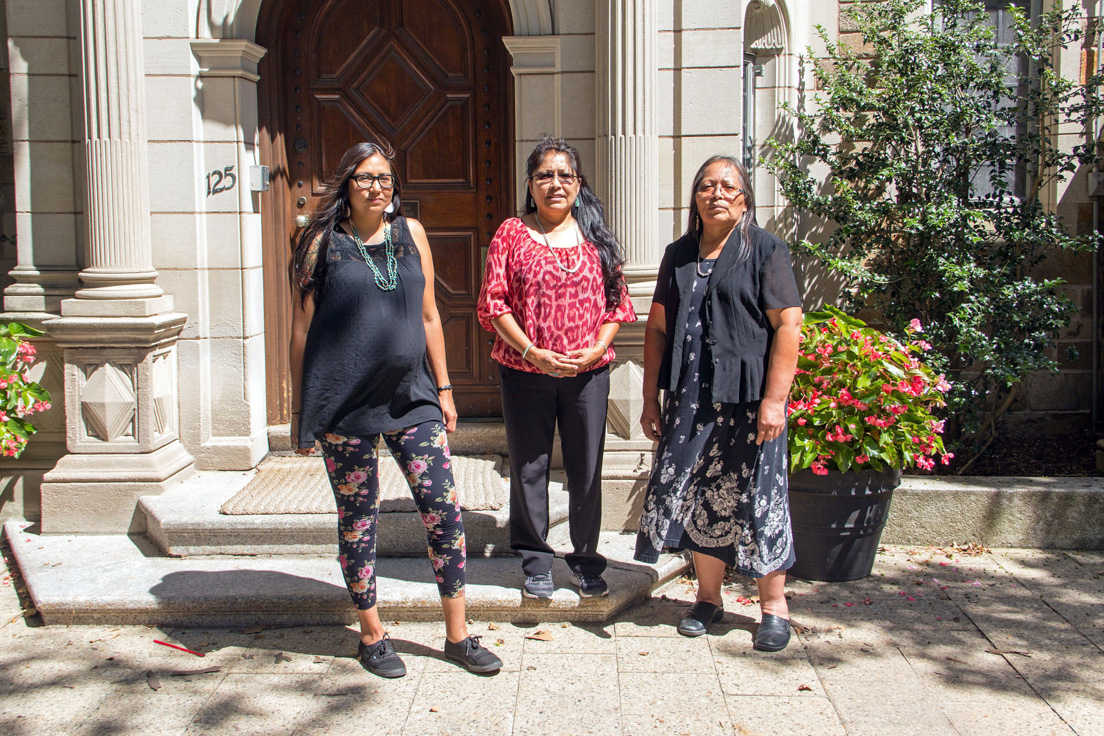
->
xmin=535 ymin=214 xmax=584 ymax=274
xmin=350 ymin=221 xmax=398 ymax=291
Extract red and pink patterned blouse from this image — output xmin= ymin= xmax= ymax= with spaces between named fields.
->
xmin=477 ymin=217 xmax=637 ymax=373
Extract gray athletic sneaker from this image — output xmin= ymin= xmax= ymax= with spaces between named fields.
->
xmin=522 ymin=571 xmax=554 ymax=599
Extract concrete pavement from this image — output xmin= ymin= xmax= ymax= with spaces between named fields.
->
xmin=1 ymin=543 xmax=1101 ymax=735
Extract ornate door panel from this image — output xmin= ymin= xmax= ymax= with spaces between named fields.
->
xmin=259 ymin=0 xmax=513 ymax=423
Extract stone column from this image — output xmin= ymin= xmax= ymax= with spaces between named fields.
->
xmin=592 ymin=2 xmax=660 ymax=530
xmin=39 ymin=0 xmax=194 ymax=533
xmin=594 ymin=0 xmax=661 ymax=296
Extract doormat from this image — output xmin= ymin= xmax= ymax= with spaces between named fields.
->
xmin=219 ymin=453 xmax=508 ymax=515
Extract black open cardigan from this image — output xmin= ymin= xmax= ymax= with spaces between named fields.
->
xmin=654 ymin=224 xmax=802 ymax=405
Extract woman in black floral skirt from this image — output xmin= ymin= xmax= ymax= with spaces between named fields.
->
xmin=635 ymin=156 xmax=802 ymax=651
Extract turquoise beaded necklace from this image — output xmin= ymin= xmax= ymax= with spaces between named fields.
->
xmin=350 ymin=220 xmax=398 ymax=291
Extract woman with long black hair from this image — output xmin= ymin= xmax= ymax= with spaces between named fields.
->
xmin=477 ymin=135 xmax=636 ymax=600
xmin=290 ymin=141 xmax=501 ymax=677
xmin=635 ymin=155 xmax=802 ymax=651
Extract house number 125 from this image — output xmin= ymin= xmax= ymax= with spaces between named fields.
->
xmin=206 ymin=166 xmax=237 ymax=196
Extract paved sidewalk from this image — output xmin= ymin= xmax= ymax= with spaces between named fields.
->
xmin=1 ymin=544 xmax=1101 ymax=736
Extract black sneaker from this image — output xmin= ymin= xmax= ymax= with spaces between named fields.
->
xmin=522 ymin=571 xmax=554 ymax=599
xmin=444 ymin=635 xmax=503 ymax=674
xmin=358 ymin=634 xmax=406 ymax=678
xmin=571 ymin=571 xmax=609 ymax=598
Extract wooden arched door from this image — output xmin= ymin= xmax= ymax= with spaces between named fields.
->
xmin=258 ymin=0 xmax=514 ymax=424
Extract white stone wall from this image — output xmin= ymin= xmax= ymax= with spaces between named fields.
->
xmin=141 ymin=1 xmax=268 ymax=470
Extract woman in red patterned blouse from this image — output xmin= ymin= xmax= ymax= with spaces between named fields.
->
xmin=478 ymin=135 xmax=636 ymax=600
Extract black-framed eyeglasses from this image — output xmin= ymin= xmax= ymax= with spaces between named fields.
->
xmin=695 ymin=182 xmax=745 ymax=197
xmin=351 ymin=173 xmax=396 ymax=190
xmin=531 ymin=171 xmax=580 ymax=186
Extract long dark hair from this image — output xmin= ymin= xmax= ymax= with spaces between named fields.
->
xmin=291 ymin=141 xmax=405 ymax=303
xmin=524 ymin=135 xmax=626 ymax=312
xmin=686 ymin=155 xmax=756 ymax=263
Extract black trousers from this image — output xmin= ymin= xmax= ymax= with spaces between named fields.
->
xmin=499 ymin=364 xmax=609 ymax=577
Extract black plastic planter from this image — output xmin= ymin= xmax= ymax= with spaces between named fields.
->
xmin=787 ymin=467 xmax=902 ymax=582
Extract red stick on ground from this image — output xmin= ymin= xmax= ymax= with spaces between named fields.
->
xmin=154 ymin=639 xmax=205 ymax=657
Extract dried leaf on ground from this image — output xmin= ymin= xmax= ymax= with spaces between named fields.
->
xmin=171 ymin=666 xmax=221 ymax=676
xmin=945 ymin=656 xmax=967 ymax=664
xmin=313 ymin=656 xmax=326 ymax=664
xmin=146 ymin=672 xmax=162 ymax=691
xmin=242 ymin=625 xmax=265 ymax=634
xmin=525 ymin=630 xmax=554 ymax=641
xmin=487 ymin=622 xmax=500 ymax=631
xmin=429 ymin=707 xmax=439 ymax=713
xmin=495 ymin=639 xmax=505 ymax=646
xmin=986 ymin=649 xmax=1031 ymax=657
xmin=798 ymin=684 xmax=813 ymax=691
xmin=275 ymin=652 xmax=292 ymax=663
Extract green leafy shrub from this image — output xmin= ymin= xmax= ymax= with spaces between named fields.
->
xmin=768 ymin=0 xmax=1103 ymax=469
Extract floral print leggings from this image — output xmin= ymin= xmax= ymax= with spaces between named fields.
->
xmin=320 ymin=421 xmax=466 ymax=610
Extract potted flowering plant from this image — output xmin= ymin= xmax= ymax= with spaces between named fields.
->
xmin=785 ymin=306 xmax=951 ymax=581
xmin=0 ymin=321 xmax=52 ymax=459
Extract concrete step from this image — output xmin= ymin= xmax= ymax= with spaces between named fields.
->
xmin=883 ymin=476 xmax=1104 ymax=547
xmin=4 ymin=522 xmax=688 ymax=627
xmin=140 ymin=469 xmax=571 ymax=557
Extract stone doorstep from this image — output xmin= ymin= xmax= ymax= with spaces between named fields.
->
xmin=139 ymin=470 xmax=572 ymax=558
xmin=884 ymin=476 xmax=1104 ymax=548
xmin=3 ymin=522 xmax=688 ymax=627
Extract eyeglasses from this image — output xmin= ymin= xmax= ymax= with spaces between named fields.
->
xmin=351 ymin=173 xmax=396 ymax=190
xmin=695 ymin=182 xmax=745 ymax=197
xmin=531 ymin=171 xmax=580 ymax=187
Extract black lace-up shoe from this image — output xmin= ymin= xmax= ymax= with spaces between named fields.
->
xmin=753 ymin=614 xmax=792 ymax=652
xmin=358 ymin=634 xmax=406 ymax=678
xmin=677 ymin=601 xmax=724 ymax=637
xmin=522 ymin=571 xmax=554 ymax=599
xmin=444 ymin=635 xmax=503 ymax=674
xmin=570 ymin=571 xmax=609 ymax=597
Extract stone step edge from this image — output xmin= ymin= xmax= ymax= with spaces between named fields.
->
xmin=884 ymin=476 xmax=1104 ymax=548
xmin=139 ymin=471 xmax=570 ymax=557
xmin=4 ymin=522 xmax=688 ymax=627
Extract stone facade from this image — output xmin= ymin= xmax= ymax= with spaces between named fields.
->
xmin=0 ymin=0 xmax=1097 ymax=530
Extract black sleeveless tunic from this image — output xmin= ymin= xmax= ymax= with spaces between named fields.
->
xmin=297 ymin=216 xmax=441 ymax=448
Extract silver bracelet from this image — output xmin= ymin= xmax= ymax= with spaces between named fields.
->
xmin=522 ymin=343 xmax=535 ymax=359
xmin=594 ymin=340 xmax=608 ymax=352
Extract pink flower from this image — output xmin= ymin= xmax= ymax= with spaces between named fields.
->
xmin=325 ymin=457 xmax=336 ymax=473
xmin=408 ymin=458 xmax=429 ymax=475
xmin=422 ymin=512 xmax=442 ymax=527
xmin=855 ymin=454 xmax=870 ymax=464
xmin=909 ymin=318 xmax=923 ymax=333
xmin=352 ymin=518 xmax=370 ymax=531
xmin=357 ymin=565 xmax=374 ymax=579
xmin=914 ymin=340 xmax=932 ymax=351
xmin=797 ymin=417 xmax=807 ymax=426
xmin=346 ymin=470 xmax=368 ymax=485
xmin=941 ymin=453 xmax=954 ymax=465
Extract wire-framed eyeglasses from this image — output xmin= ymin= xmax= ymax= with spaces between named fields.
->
xmin=351 ymin=173 xmax=396 ymax=190
xmin=695 ymin=182 xmax=745 ymax=198
xmin=531 ymin=171 xmax=580 ymax=187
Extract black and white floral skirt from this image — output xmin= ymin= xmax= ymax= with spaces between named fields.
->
xmin=634 ymin=394 xmax=795 ymax=579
